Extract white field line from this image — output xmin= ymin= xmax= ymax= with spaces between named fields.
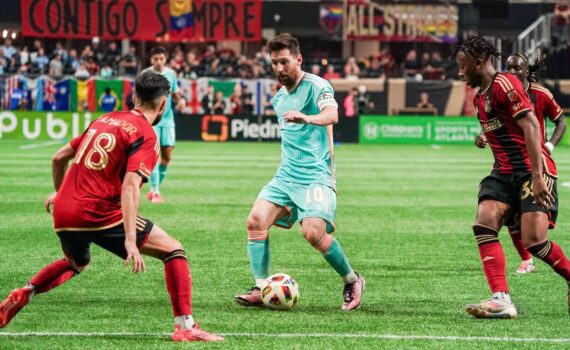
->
xmin=18 ymin=141 xmax=62 ymax=150
xmin=1 ymin=331 xmax=570 ymax=343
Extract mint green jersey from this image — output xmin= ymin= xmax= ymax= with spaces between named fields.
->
xmin=141 ymin=66 xmax=179 ymax=127
xmin=271 ymin=72 xmax=338 ymax=188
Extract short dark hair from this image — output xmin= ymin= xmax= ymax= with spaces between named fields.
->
xmin=453 ymin=36 xmax=501 ymax=61
xmin=267 ymin=33 xmax=300 ymax=55
xmin=150 ymin=46 xmax=167 ymax=57
xmin=134 ymin=72 xmax=170 ymax=107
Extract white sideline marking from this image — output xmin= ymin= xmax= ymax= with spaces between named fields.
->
xmin=19 ymin=141 xmax=62 ymax=150
xmin=1 ymin=332 xmax=570 ymax=343
xmin=561 ymin=181 xmax=570 ymax=188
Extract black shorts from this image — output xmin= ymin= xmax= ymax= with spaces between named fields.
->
xmin=56 ymin=217 xmax=154 ymax=267
xmin=478 ymin=171 xmax=558 ymax=229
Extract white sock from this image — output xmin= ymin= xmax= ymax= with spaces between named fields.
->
xmin=25 ymin=284 xmax=36 ymax=299
xmin=255 ymin=278 xmax=266 ymax=289
xmin=342 ymin=271 xmax=359 ymax=284
xmin=492 ymin=292 xmax=511 ymax=304
xmin=174 ymin=315 xmax=195 ymax=330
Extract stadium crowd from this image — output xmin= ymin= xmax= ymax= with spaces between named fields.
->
xmin=0 ymin=36 xmax=451 ymax=81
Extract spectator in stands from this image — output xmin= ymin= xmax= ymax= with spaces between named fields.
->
xmin=1 ymin=38 xmax=16 ymax=62
xmin=74 ymin=63 xmax=90 ymax=80
xmin=65 ymin=49 xmax=81 ymax=75
xmin=186 ymin=51 xmax=200 ymax=69
xmin=29 ymin=40 xmax=42 ymax=62
xmin=416 ymin=92 xmax=434 ymax=109
xmin=403 ymin=49 xmax=421 ymax=79
xmin=84 ymin=56 xmax=99 ymax=76
xmin=33 ymin=47 xmax=49 ymax=74
xmin=53 ymin=41 xmax=68 ymax=62
xmin=17 ymin=46 xmax=30 ymax=68
xmin=250 ymin=63 xmax=265 ymax=79
xmin=229 ymin=84 xmax=242 ymax=114
xmin=363 ymin=58 xmax=385 ymax=79
xmin=222 ymin=65 xmax=237 ymax=78
xmin=378 ymin=48 xmax=396 ymax=77
xmin=343 ymin=87 xmax=358 ymax=118
xmin=98 ymin=87 xmax=118 ymax=112
xmin=9 ymin=82 xmax=27 ymax=110
xmin=311 ymin=64 xmax=322 ymax=76
xmin=0 ymin=48 xmax=7 ymax=75
xmin=356 ymin=85 xmax=374 ymax=115
xmin=241 ymin=85 xmax=255 ymax=115
xmin=104 ymin=42 xmax=121 ymax=71
xmin=344 ymin=57 xmax=360 ymax=80
xmin=80 ymin=45 xmax=94 ymax=61
xmin=554 ymin=0 xmax=570 ymax=45
xmin=212 ymin=91 xmax=226 ymax=114
xmin=200 ymin=44 xmax=217 ymax=64
xmin=323 ymin=64 xmax=341 ymax=80
xmin=205 ymin=58 xmax=222 ymax=76
xmin=201 ymin=85 xmax=215 ymax=115
xmin=91 ymin=36 xmax=105 ymax=63
xmin=180 ymin=64 xmax=196 ymax=79
xmin=48 ymin=53 xmax=64 ymax=79
xmin=120 ymin=45 xmax=139 ymax=76
xmin=99 ymin=62 xmax=114 ymax=78
xmin=264 ymin=83 xmax=278 ymax=116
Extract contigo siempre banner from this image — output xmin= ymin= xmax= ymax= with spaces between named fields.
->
xmin=21 ymin=0 xmax=262 ymax=42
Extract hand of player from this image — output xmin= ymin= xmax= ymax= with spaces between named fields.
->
xmin=175 ymin=98 xmax=186 ymax=112
xmin=532 ymin=175 xmax=554 ymax=209
xmin=284 ymin=111 xmax=309 ymax=124
xmin=124 ymin=239 xmax=145 ymax=273
xmin=475 ymin=133 xmax=488 ymax=148
xmin=44 ymin=192 xmax=57 ymax=213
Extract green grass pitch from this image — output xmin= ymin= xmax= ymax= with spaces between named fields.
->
xmin=1 ymin=140 xmax=570 ymax=349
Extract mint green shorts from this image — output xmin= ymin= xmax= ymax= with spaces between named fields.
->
xmin=153 ymin=126 xmax=176 ymax=147
xmin=258 ymin=177 xmax=336 ymax=233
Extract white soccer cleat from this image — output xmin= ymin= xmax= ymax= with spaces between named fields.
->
xmin=515 ymin=260 xmax=536 ymax=274
xmin=465 ymin=298 xmax=517 ymax=319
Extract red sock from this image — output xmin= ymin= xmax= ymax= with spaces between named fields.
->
xmin=528 ymin=240 xmax=570 ymax=282
xmin=473 ymin=225 xmax=509 ymax=293
xmin=508 ymin=228 xmax=532 ymax=261
xmin=164 ymin=257 xmax=192 ymax=316
xmin=29 ymin=259 xmax=77 ymax=294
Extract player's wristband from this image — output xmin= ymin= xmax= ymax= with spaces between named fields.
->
xmin=545 ymin=142 xmax=554 ymax=154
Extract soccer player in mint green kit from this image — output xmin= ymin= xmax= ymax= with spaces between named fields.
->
xmin=234 ymin=33 xmax=365 ymax=311
xmin=143 ymin=47 xmax=186 ymax=203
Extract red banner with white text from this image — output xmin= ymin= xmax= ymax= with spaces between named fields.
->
xmin=21 ymin=0 xmax=262 ymax=42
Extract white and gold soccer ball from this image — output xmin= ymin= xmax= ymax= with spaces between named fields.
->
xmin=260 ymin=273 xmax=300 ymax=310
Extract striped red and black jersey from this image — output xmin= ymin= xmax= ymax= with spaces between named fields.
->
xmin=527 ymin=82 xmax=564 ymax=142
xmin=474 ymin=73 xmax=557 ymax=176
xmin=53 ymin=110 xmax=159 ymax=232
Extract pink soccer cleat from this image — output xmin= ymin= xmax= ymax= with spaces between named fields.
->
xmin=172 ymin=324 xmax=224 ymax=342
xmin=342 ymin=274 xmax=365 ymax=311
xmin=234 ymin=287 xmax=263 ymax=307
xmin=465 ymin=298 xmax=517 ymax=319
xmin=515 ymin=260 xmax=536 ymax=274
xmin=146 ymin=191 xmax=154 ymax=201
xmin=0 ymin=287 xmax=33 ymax=328
xmin=150 ymin=193 xmax=164 ymax=204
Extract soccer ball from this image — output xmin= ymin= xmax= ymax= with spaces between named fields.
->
xmin=260 ymin=273 xmax=300 ymax=310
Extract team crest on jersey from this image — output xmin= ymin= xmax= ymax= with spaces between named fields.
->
xmin=484 ymin=100 xmax=492 ymax=113
xmin=507 ymin=90 xmax=519 ymax=102
xmin=480 ymin=118 xmax=503 ymax=132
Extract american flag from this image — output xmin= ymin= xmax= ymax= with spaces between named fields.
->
xmin=2 ymin=75 xmax=20 ymax=110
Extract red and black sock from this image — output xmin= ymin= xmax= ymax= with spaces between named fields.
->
xmin=527 ymin=240 xmax=570 ymax=284
xmin=164 ymin=250 xmax=192 ymax=316
xmin=29 ymin=259 xmax=78 ymax=294
xmin=508 ymin=228 xmax=532 ymax=261
xmin=473 ymin=225 xmax=509 ymax=293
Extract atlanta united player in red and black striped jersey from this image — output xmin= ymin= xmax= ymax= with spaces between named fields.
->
xmin=456 ymin=36 xmax=570 ymax=319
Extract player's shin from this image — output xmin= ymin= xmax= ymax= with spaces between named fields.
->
xmin=509 ymin=227 xmax=533 ymax=261
xmin=527 ymin=240 xmax=570 ymax=283
xmin=247 ymin=230 xmax=270 ymax=288
xmin=318 ymin=235 xmax=358 ymax=284
xmin=473 ymin=225 xmax=509 ymax=295
xmin=159 ymin=164 xmax=168 ymax=184
xmin=150 ymin=167 xmax=160 ymax=194
xmin=163 ymin=250 xmax=194 ymax=329
xmin=29 ymin=259 xmax=80 ymax=294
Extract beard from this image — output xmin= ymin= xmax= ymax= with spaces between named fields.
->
xmin=277 ymin=73 xmax=296 ymax=87
xmin=152 ymin=113 xmax=163 ymax=126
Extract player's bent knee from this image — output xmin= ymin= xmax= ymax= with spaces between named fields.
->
xmin=472 ymin=224 xmax=499 ymax=246
xmin=246 ymin=213 xmax=266 ymax=232
xmin=64 ymin=257 xmax=89 ymax=273
xmin=162 ymin=249 xmax=187 ymax=263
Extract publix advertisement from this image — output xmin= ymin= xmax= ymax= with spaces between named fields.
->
xmin=0 ymin=111 xmax=98 ymax=141
xmin=359 ymin=115 xmax=560 ymax=145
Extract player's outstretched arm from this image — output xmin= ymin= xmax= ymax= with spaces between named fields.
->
xmin=517 ymin=112 xmax=554 ymax=209
xmin=283 ymin=106 xmax=338 ymax=126
xmin=121 ymin=171 xmax=146 ymax=273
